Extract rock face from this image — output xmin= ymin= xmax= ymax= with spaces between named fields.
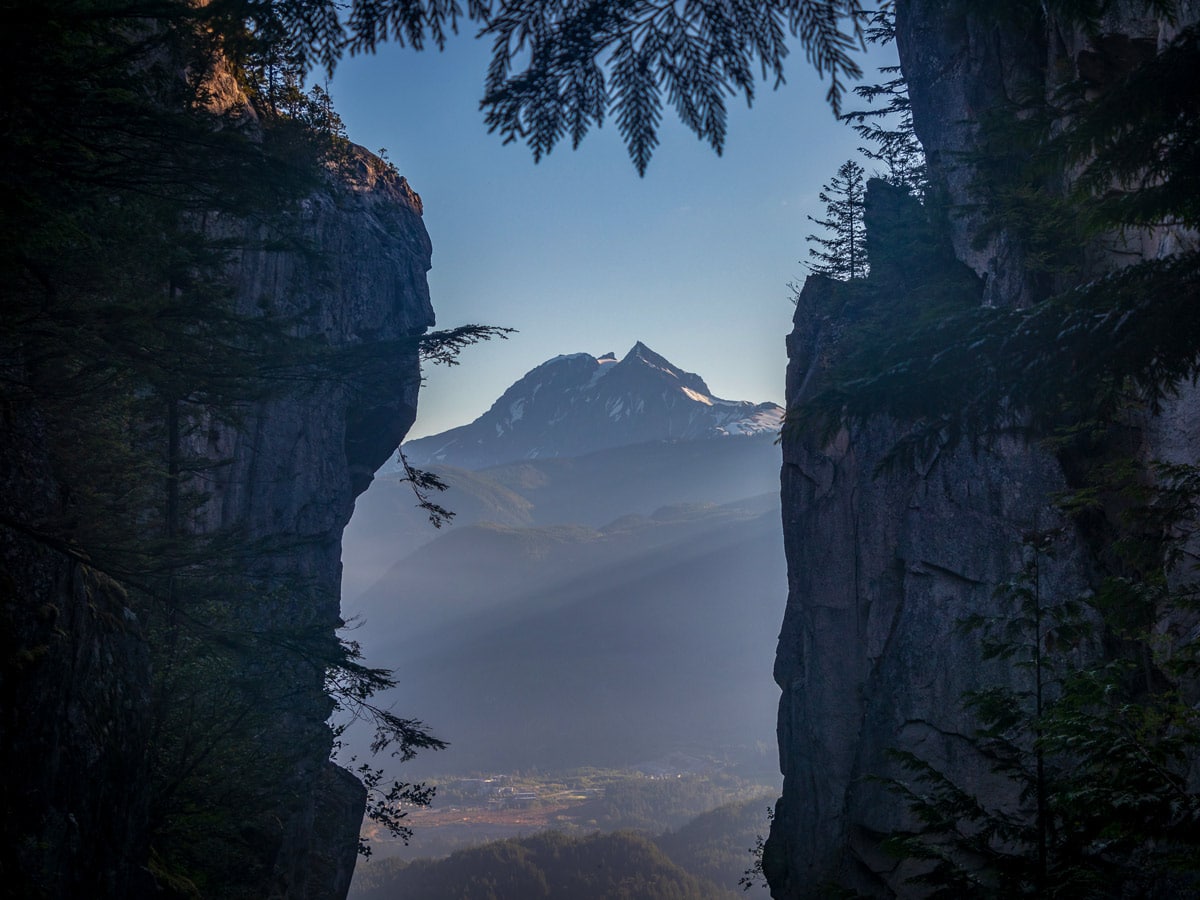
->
xmin=202 ymin=152 xmax=434 ymax=898
xmin=403 ymin=342 xmax=782 ymax=470
xmin=767 ymin=4 xmax=1200 ymax=897
xmin=0 ymin=403 xmax=155 ymax=899
xmin=0 ymin=148 xmax=433 ymax=898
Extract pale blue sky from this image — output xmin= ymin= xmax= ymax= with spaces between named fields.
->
xmin=328 ymin=32 xmax=896 ymax=439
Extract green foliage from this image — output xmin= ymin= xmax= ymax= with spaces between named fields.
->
xmin=1059 ymin=25 xmax=1200 ymax=230
xmin=329 ymin=636 xmax=447 ymax=856
xmin=73 ymin=0 xmax=871 ymax=176
xmin=735 ymin=805 xmax=773 ymax=892
xmin=789 ymin=7 xmax=1200 ymax=463
xmin=879 ymin=491 xmax=1200 ymax=897
xmin=796 ymin=251 xmax=1200 ymax=466
xmin=1 ymin=0 xmax=875 ymax=183
xmin=476 ymin=1 xmax=869 ymax=174
xmin=786 ymin=176 xmax=982 ymax=440
xmin=350 ymin=792 xmax=782 ymax=897
xmin=1 ymin=2 xmax=516 ymax=893
xmin=591 ymin=773 xmax=765 ymax=833
xmin=650 ymin=798 xmax=774 ymax=894
xmin=798 ymin=15 xmax=1200 ymax=870
xmin=838 ymin=7 xmax=925 ymax=194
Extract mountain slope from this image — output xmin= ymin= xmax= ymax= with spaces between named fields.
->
xmin=341 ymin=342 xmax=786 ymax=774
xmin=345 ymin=496 xmax=784 ymax=774
xmin=342 ymin=433 xmax=781 ymax=600
xmin=401 ymin=342 xmax=782 ymax=469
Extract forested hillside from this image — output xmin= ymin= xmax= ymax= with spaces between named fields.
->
xmin=351 ymin=792 xmax=777 ymax=900
xmin=352 ymin=831 xmax=731 ymax=900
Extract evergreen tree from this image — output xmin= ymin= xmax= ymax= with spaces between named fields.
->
xmin=806 ymin=159 xmax=868 ymax=280
xmin=881 ymin=506 xmax=1200 ymax=897
xmin=839 ymin=7 xmax=926 ymax=194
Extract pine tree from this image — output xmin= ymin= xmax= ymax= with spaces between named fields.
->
xmin=839 ymin=8 xmax=926 ymax=195
xmin=806 ymin=159 xmax=868 ymax=280
xmin=881 ymin=484 xmax=1200 ymax=898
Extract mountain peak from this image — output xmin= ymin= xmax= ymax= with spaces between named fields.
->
xmin=402 ymin=344 xmax=783 ymax=470
xmin=623 ymin=341 xmax=665 ymax=366
xmin=617 ymin=342 xmax=712 ymax=397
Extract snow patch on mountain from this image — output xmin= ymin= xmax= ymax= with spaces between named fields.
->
xmin=400 ymin=342 xmax=784 ymax=470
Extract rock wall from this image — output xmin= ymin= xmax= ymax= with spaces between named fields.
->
xmin=0 ymin=403 xmax=154 ymax=899
xmin=767 ymin=3 xmax=1200 ymax=896
xmin=204 ymin=151 xmax=434 ymax=899
xmin=0 ymin=147 xmax=434 ymax=898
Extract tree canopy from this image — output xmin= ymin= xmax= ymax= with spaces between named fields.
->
xmin=57 ymin=0 xmax=869 ymax=175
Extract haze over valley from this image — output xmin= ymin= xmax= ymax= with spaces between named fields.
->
xmin=341 ymin=343 xmax=786 ymax=776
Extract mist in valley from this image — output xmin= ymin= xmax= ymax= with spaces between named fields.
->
xmin=339 ymin=345 xmax=785 ymax=893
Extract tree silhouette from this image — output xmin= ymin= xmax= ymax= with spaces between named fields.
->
xmin=839 ymin=7 xmax=925 ymax=194
xmin=238 ymin=0 xmax=873 ymax=175
xmin=806 ymin=159 xmax=868 ymax=280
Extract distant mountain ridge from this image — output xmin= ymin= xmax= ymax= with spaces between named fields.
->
xmin=402 ymin=342 xmax=783 ymax=469
xmin=347 ymin=491 xmax=785 ymax=774
xmin=341 ymin=341 xmax=786 ymax=774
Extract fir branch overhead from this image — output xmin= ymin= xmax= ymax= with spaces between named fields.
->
xmin=476 ymin=0 xmax=870 ymax=174
xmin=8 ymin=1 xmax=871 ymax=176
xmin=238 ymin=0 xmax=871 ymax=174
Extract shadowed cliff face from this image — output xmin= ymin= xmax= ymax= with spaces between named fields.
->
xmin=767 ymin=3 xmax=1200 ymax=897
xmin=195 ymin=151 xmax=435 ymax=899
xmin=0 ymin=145 xmax=434 ymax=899
xmin=0 ymin=404 xmax=155 ymax=898
xmin=0 ymin=9 xmax=438 ymax=891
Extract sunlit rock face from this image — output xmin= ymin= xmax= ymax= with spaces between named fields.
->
xmin=767 ymin=3 xmax=1200 ymax=897
xmin=403 ymin=341 xmax=783 ymax=470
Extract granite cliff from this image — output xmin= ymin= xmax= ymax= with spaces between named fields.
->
xmin=0 ymin=29 xmax=435 ymax=896
xmin=767 ymin=3 xmax=1200 ymax=896
xmin=183 ymin=151 xmax=435 ymax=898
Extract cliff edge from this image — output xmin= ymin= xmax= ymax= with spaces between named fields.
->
xmin=0 ymin=55 xmax=434 ymax=900
xmin=768 ymin=3 xmax=1200 ymax=896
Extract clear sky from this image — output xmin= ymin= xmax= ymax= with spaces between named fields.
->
xmin=327 ymin=31 xmax=896 ymax=439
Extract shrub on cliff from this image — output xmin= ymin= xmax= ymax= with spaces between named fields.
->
xmin=880 ymin=507 xmax=1200 ymax=897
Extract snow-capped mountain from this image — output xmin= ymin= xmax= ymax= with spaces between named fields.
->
xmin=402 ymin=342 xmax=783 ymax=470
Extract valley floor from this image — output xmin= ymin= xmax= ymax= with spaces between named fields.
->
xmin=351 ymin=764 xmax=778 ymax=898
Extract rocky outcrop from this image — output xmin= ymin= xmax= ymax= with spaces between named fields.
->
xmin=200 ymin=150 xmax=433 ymax=899
xmin=769 ymin=295 xmax=1094 ymax=894
xmin=0 ymin=146 xmax=433 ymax=898
xmin=768 ymin=3 xmax=1200 ymax=896
xmin=893 ymin=3 xmax=1048 ymax=308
